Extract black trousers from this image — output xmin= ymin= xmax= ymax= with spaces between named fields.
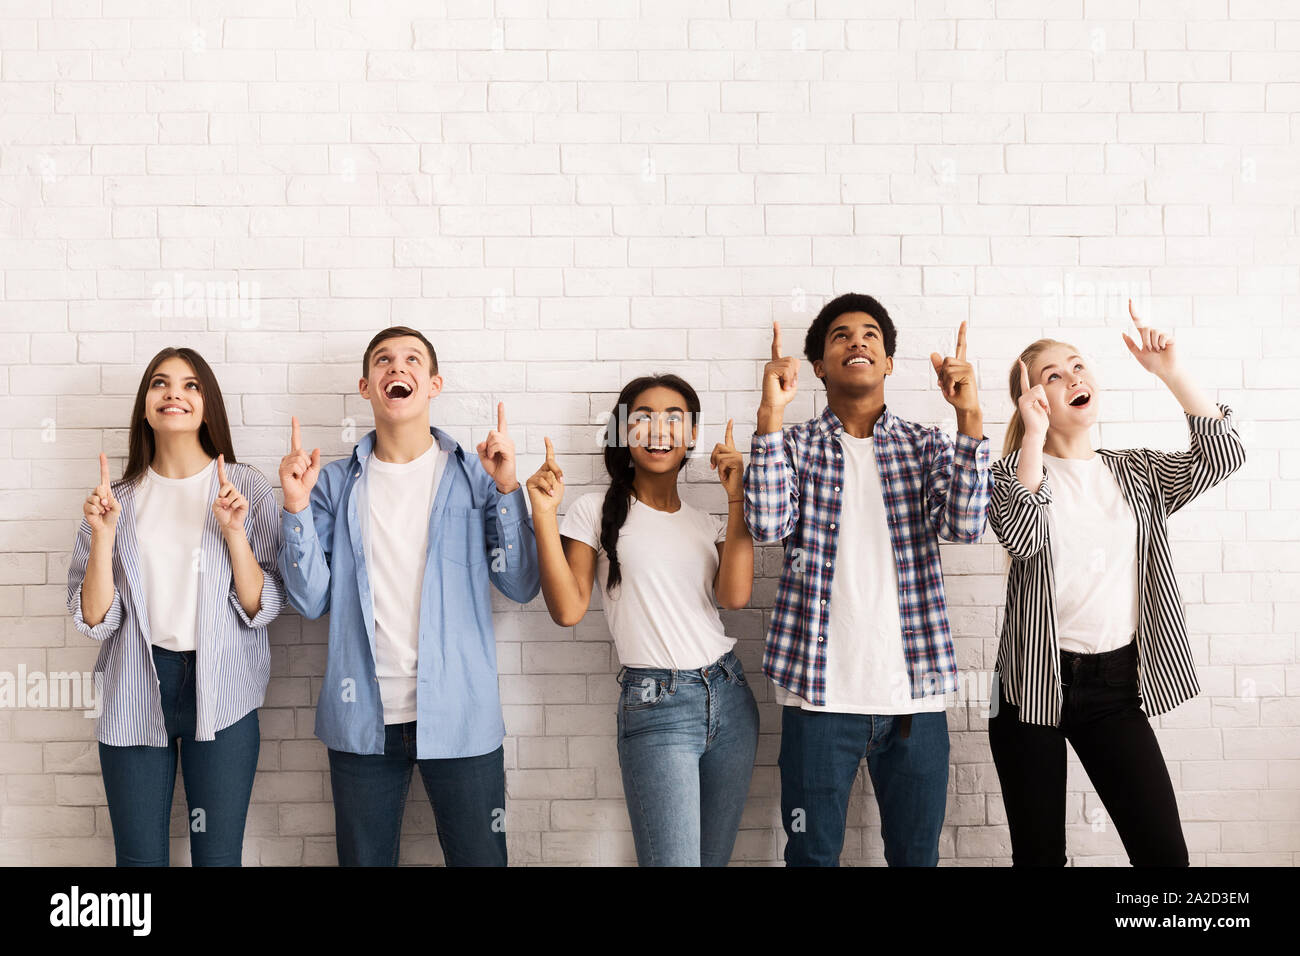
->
xmin=988 ymin=640 xmax=1189 ymax=867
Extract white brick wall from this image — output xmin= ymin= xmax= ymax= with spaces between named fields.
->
xmin=1 ymin=4 xmax=1296 ymax=867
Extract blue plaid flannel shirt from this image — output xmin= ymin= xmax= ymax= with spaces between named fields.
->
xmin=743 ymin=403 xmax=993 ymax=706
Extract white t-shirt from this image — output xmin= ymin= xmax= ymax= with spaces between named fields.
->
xmin=135 ymin=458 xmax=215 ymax=653
xmin=1043 ymin=452 xmax=1140 ymax=655
xmin=559 ymin=492 xmax=734 ymax=670
xmin=777 ymin=431 xmax=947 ymax=715
xmin=357 ymin=440 xmax=448 ymax=725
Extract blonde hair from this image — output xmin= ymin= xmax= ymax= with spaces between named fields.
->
xmin=1002 ymin=337 xmax=1080 ymax=458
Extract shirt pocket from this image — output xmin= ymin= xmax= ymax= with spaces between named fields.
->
xmin=439 ymin=506 xmax=487 ymax=567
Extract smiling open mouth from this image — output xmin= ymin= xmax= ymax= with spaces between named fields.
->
xmin=844 ymin=356 xmax=873 ymax=367
xmin=384 ymin=380 xmax=413 ymax=400
xmin=1069 ymin=391 xmax=1091 ymax=408
xmin=645 ymin=445 xmax=673 ymax=456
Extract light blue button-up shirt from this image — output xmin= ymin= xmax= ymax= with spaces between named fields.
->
xmin=277 ymin=426 xmax=539 ymax=759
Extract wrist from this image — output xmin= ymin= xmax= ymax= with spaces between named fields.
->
xmin=955 ymin=408 xmax=984 ymax=439
xmin=757 ymin=404 xmax=785 ymax=434
xmin=496 ymin=480 xmax=520 ymax=495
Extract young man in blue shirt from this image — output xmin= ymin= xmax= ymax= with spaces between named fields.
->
xmin=277 ymin=326 xmax=539 ymax=866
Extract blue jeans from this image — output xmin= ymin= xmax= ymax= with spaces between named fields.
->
xmin=98 ymin=646 xmax=260 ymax=867
xmin=779 ymin=706 xmax=949 ymax=866
xmin=327 ymin=723 xmax=507 ymax=866
xmin=616 ymin=650 xmax=760 ymax=866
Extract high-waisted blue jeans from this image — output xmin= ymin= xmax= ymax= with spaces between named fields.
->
xmin=615 ymin=649 xmax=759 ymax=867
xmin=98 ymin=645 xmax=260 ymax=866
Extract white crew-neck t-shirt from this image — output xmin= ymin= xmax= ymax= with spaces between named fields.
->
xmin=135 ymin=458 xmax=216 ymax=653
xmin=776 ymin=431 xmax=947 ymax=715
xmin=559 ymin=492 xmax=733 ymax=670
xmin=1042 ymin=452 xmax=1140 ymax=655
xmin=357 ymin=440 xmax=448 ymax=725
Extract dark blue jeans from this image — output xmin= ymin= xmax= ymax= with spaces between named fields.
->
xmin=616 ymin=650 xmax=760 ymax=866
xmin=327 ymin=723 xmax=507 ymax=866
xmin=98 ymin=645 xmax=260 ymax=867
xmin=779 ymin=706 xmax=949 ymax=866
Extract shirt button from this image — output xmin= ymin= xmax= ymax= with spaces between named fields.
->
xmin=821 ymin=599 xmax=826 ymax=605
xmin=293 ymin=526 xmax=300 ymax=533
xmin=355 ymin=470 xmax=361 ymax=477
xmin=836 ymin=454 xmax=841 ymax=459
xmin=292 ymin=562 xmax=298 ymax=568
xmin=500 ymin=507 xmax=508 ymax=514
xmin=824 ymin=561 xmax=831 ymax=568
xmin=830 ymin=523 xmax=835 ymax=529
xmin=507 ymin=544 xmax=512 ymax=549
xmin=817 ymin=635 xmax=825 ymax=642
xmin=833 ymin=486 xmax=840 ymax=492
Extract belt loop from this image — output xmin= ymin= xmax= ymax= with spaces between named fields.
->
xmin=900 ymin=714 xmax=912 ymax=739
xmin=666 ymin=670 xmax=677 ymax=693
xmin=615 ymin=666 xmax=627 ymax=684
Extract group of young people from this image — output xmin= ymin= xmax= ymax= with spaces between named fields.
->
xmin=68 ymin=292 xmax=1245 ymax=867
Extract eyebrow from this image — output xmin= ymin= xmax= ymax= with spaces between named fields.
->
xmin=1038 ymin=356 xmax=1082 ymax=376
xmin=829 ymin=321 xmax=881 ymax=336
xmin=151 ymin=373 xmax=198 ymax=381
xmin=632 ymin=406 xmax=686 ymax=413
xmin=374 ymin=348 xmax=422 ymax=360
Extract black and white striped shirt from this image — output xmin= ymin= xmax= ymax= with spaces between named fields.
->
xmin=989 ymin=404 xmax=1245 ymax=727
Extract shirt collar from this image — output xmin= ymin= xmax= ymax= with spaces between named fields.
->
xmin=353 ymin=425 xmax=461 ymax=468
xmin=814 ymin=402 xmax=898 ymax=439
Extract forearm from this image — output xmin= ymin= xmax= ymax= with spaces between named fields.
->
xmin=956 ymin=407 xmax=984 ymax=441
xmin=1160 ymin=368 xmax=1222 ymax=419
xmin=80 ymin=534 xmax=116 ymax=628
xmin=716 ymin=500 xmax=754 ymax=609
xmin=1016 ymin=439 xmax=1045 ymax=495
xmin=531 ymin=511 xmax=588 ymax=626
xmin=756 ymin=403 xmax=784 ymax=437
xmin=224 ymin=530 xmax=264 ymax=618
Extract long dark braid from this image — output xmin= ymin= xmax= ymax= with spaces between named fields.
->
xmin=599 ymin=373 xmax=701 ymax=593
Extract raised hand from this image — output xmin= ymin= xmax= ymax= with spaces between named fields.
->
xmin=84 ymin=452 xmax=121 ymax=536
xmin=710 ymin=418 xmax=743 ymax=499
xmin=761 ymin=321 xmax=800 ymax=410
xmin=929 ymin=320 xmax=979 ymax=412
xmin=477 ymin=401 xmax=519 ymax=493
xmin=279 ymin=415 xmax=321 ymax=514
xmin=525 ymin=436 xmax=566 ymax=516
xmin=1121 ymin=299 xmax=1178 ymax=379
xmin=1017 ymin=359 xmax=1051 ymax=448
xmin=213 ymin=454 xmax=249 ymax=535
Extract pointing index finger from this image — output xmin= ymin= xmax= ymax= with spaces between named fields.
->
xmin=1128 ymin=298 xmax=1142 ymax=326
xmin=956 ymin=320 xmax=968 ymax=361
xmin=771 ymin=321 xmax=782 ymax=362
xmin=217 ymin=453 xmax=227 ymax=484
xmin=1019 ymin=359 xmax=1031 ymax=394
xmin=497 ymin=401 xmax=507 ymax=434
xmin=99 ymin=453 xmax=110 ymax=488
xmin=291 ymin=416 xmax=302 ymax=452
xmin=544 ymin=436 xmax=556 ymax=465
xmin=724 ymin=418 xmax=735 ymax=448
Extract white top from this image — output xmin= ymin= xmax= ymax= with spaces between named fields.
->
xmin=135 ymin=458 xmax=215 ymax=653
xmin=559 ymin=491 xmax=734 ymax=670
xmin=1043 ymin=452 xmax=1140 ymax=655
xmin=777 ymin=431 xmax=946 ymax=715
xmin=357 ymin=440 xmax=448 ymax=725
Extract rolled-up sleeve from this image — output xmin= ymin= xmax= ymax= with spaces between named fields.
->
xmin=989 ymin=458 xmax=1053 ymax=561
xmin=66 ymin=519 xmax=124 ymax=642
xmin=743 ymin=429 xmax=799 ymax=543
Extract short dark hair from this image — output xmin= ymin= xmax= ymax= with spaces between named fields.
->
xmin=362 ymin=326 xmax=438 ymax=378
xmin=804 ymin=293 xmax=897 ymax=367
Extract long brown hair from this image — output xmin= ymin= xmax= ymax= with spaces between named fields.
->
xmin=599 ymin=374 xmax=701 ymax=593
xmin=1002 ymin=338 xmax=1078 ymax=458
xmin=121 ymin=348 xmax=237 ymax=485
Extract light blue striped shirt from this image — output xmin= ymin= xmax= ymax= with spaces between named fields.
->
xmin=66 ymin=461 xmax=286 ymax=746
xmin=277 ymin=426 xmax=540 ymax=759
